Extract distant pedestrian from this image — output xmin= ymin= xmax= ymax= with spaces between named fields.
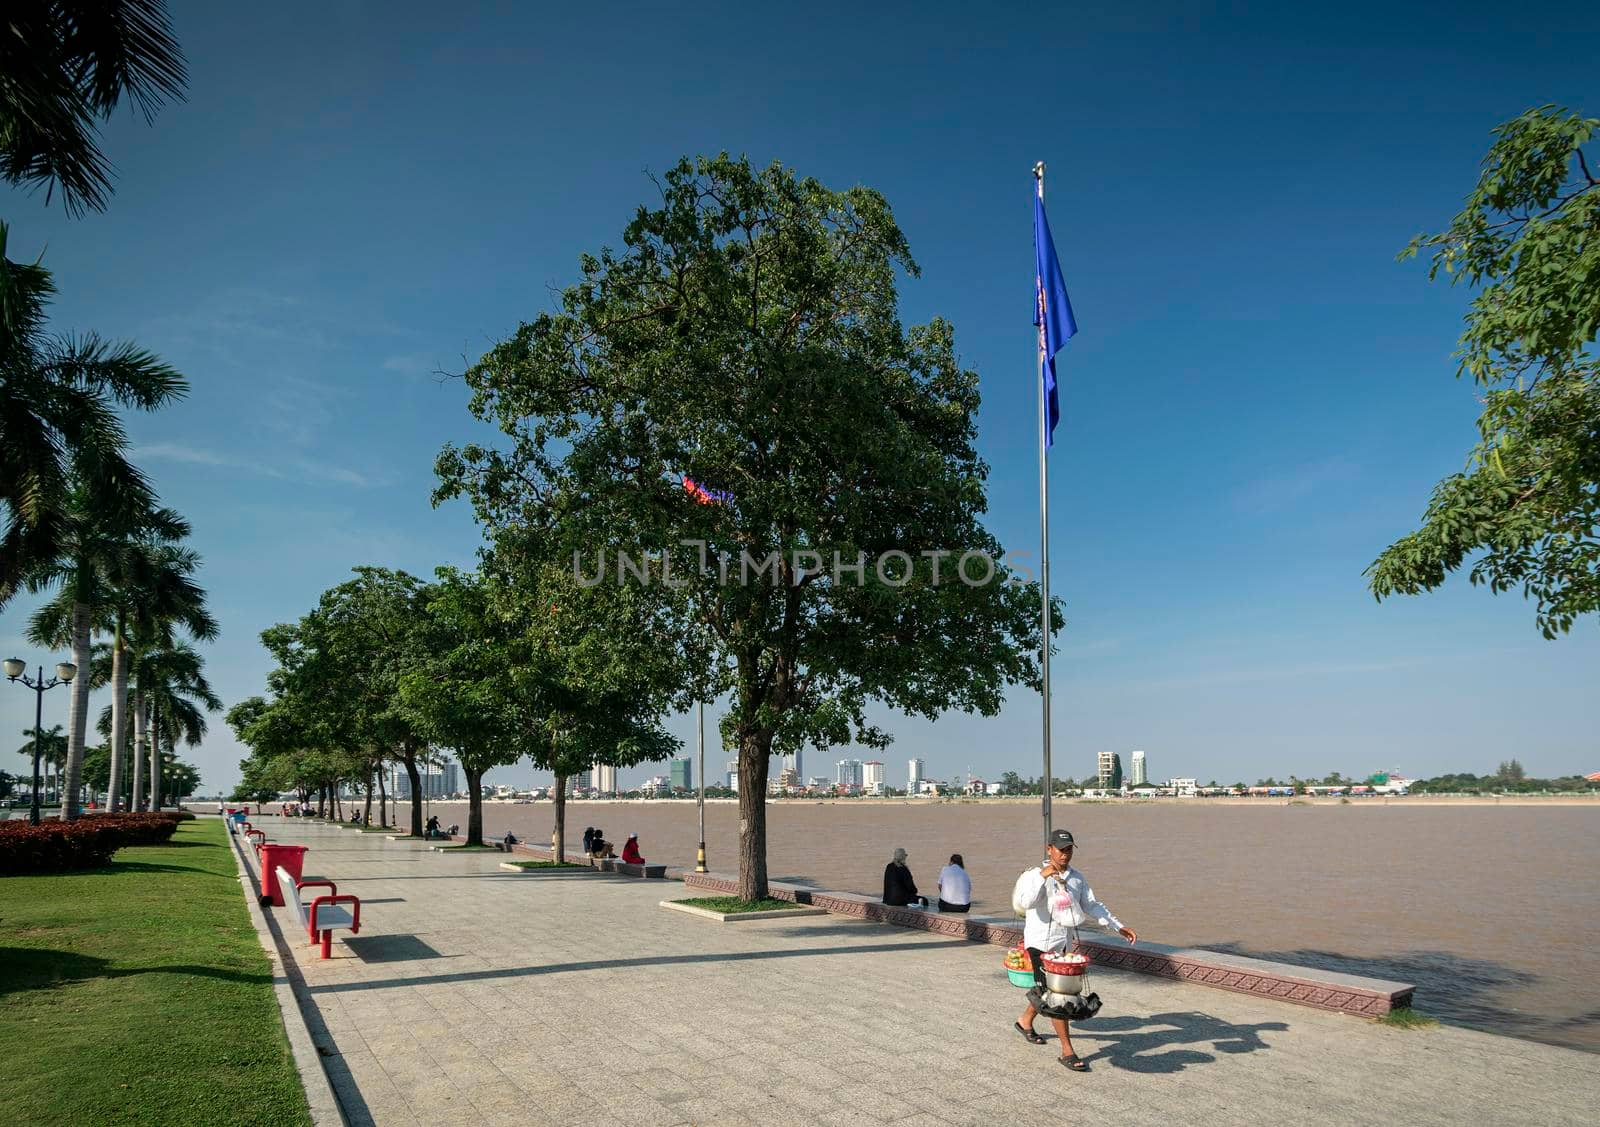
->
xmin=503 ymin=830 xmax=518 ymax=847
xmin=621 ymin=833 xmax=644 ymax=864
xmin=425 ymin=815 xmax=441 ymax=839
xmin=883 ymin=847 xmax=927 ymax=908
xmin=937 ymin=854 xmax=972 ymax=913
xmin=589 ymin=829 xmax=615 ymax=859
xmin=582 ymin=826 xmax=596 ymax=853
xmin=1011 ymin=828 xmax=1137 ymax=1072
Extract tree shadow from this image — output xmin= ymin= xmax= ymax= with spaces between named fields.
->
xmin=93 ymin=859 xmax=219 ymax=876
xmin=1196 ymin=943 xmax=1545 ymax=1039
xmin=0 ymin=945 xmax=274 ymax=994
xmin=1069 ymin=1010 xmax=1290 ymax=1073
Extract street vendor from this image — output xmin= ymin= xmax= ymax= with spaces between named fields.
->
xmin=1012 ymin=828 xmax=1137 ymax=1072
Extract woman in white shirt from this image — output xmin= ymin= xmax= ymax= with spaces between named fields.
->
xmin=936 ymin=854 xmax=972 ymax=913
xmin=1013 ymin=828 xmax=1136 ymax=1071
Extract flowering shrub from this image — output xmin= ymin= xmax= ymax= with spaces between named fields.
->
xmin=0 ymin=812 xmax=182 ymax=874
xmin=0 ymin=820 xmax=126 ymax=875
xmin=78 ymin=813 xmax=181 ymax=845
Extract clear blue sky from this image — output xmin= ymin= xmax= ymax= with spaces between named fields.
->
xmin=3 ymin=1 xmax=1596 ymax=793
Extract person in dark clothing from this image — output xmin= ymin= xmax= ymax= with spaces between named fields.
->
xmin=425 ymin=815 xmax=440 ymax=839
xmin=582 ymin=827 xmax=596 ymax=853
xmin=883 ymin=847 xmax=928 ymax=907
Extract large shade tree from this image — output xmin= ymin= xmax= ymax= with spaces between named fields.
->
xmin=438 ymin=155 xmax=1053 ymax=898
xmin=1368 ymin=107 xmax=1600 ymax=637
xmin=0 ymin=0 xmax=187 ymax=214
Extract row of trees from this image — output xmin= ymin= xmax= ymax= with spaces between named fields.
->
xmin=2 ymin=2 xmax=215 ymax=817
xmin=230 ymin=563 xmax=679 ymax=852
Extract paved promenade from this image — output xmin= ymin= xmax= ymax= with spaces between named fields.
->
xmin=247 ymin=820 xmax=1591 ymax=1127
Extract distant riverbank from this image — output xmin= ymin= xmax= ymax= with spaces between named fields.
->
xmin=471 ymin=793 xmax=1600 ymax=807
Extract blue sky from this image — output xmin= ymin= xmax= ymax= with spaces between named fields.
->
xmin=3 ymin=1 xmax=1596 ymax=792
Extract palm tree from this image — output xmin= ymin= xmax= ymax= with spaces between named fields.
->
xmin=27 ymin=484 xmax=187 ymax=820
xmin=0 ymin=0 xmax=187 ymax=214
xmin=15 ymin=724 xmax=66 ymax=804
xmin=136 ymin=641 xmax=220 ymax=810
xmin=82 ymin=537 xmax=216 ymax=810
xmin=0 ymin=224 xmax=187 ymax=607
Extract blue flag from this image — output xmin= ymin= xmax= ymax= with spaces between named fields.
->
xmin=1034 ymin=192 xmax=1078 ymax=449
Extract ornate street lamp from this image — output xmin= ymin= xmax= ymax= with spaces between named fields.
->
xmin=5 ymin=658 xmax=77 ymax=825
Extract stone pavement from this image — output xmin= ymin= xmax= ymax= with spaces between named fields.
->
xmin=247 ymin=820 xmax=1592 ymax=1127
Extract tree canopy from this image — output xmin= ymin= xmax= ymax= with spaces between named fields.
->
xmin=438 ymin=154 xmax=1054 ymax=898
xmin=1367 ymin=107 xmax=1600 ymax=637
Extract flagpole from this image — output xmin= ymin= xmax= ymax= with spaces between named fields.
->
xmin=1033 ymin=160 xmax=1053 ymax=841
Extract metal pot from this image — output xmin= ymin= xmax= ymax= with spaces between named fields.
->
xmin=1042 ymin=971 xmax=1085 ymax=995
xmin=1040 ymin=954 xmax=1088 ymax=995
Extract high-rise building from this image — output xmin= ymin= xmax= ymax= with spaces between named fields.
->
xmin=835 ymin=759 xmax=863 ymax=787
xmin=908 ymin=757 xmax=924 ymax=795
xmin=784 ymin=747 xmax=804 ymax=779
xmin=1131 ymin=750 xmax=1148 ymax=788
xmin=591 ymin=762 xmax=616 ymax=795
xmin=862 ymin=761 xmax=884 ymax=793
xmin=1096 ymin=751 xmax=1123 ymax=792
xmin=670 ymin=757 xmax=693 ymax=792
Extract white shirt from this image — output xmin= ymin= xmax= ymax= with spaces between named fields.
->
xmin=937 ymin=864 xmax=972 ymax=905
xmin=1014 ymin=864 xmax=1123 ymax=953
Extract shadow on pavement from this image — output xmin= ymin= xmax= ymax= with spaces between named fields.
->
xmin=1072 ymin=1010 xmax=1290 ymax=1073
xmin=307 ymin=937 xmax=961 ymax=996
xmin=343 ymin=934 xmax=453 ymax=964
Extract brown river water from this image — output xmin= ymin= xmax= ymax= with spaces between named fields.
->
xmin=392 ymin=798 xmax=1600 ymax=1052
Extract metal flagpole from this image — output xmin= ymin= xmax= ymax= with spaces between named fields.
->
xmin=1033 ymin=160 xmax=1053 ymax=841
xmin=695 ymin=700 xmax=708 ymax=872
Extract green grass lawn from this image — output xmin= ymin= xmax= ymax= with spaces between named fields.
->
xmin=0 ymin=818 xmax=310 ymax=1126
xmin=674 ymin=895 xmax=803 ymax=913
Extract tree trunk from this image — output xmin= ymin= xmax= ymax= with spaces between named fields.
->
xmin=465 ymin=769 xmax=484 ymax=846
xmin=130 ymin=691 xmax=146 ymax=812
xmin=552 ymin=771 xmax=567 ymax=861
xmin=737 ymin=728 xmax=775 ymax=901
xmin=378 ymin=768 xmax=387 ymax=829
xmin=363 ymin=769 xmax=374 ymax=826
xmin=59 ymin=602 xmax=92 ymax=821
xmin=108 ymin=618 xmax=128 ymax=812
xmin=148 ymin=702 xmax=161 ymax=811
xmin=403 ymin=745 xmax=423 ymax=836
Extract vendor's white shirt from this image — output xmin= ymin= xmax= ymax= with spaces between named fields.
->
xmin=1014 ymin=864 xmax=1123 ymax=952
xmin=937 ymin=864 xmax=972 ymax=905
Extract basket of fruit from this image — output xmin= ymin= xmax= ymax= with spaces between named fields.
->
xmin=1002 ymin=944 xmax=1034 ymax=988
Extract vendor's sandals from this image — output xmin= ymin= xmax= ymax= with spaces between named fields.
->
xmin=1014 ymin=1023 xmax=1047 ymax=1045
xmin=1059 ymin=1055 xmax=1089 ymax=1072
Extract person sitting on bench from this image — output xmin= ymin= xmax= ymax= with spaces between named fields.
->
xmin=621 ymin=833 xmax=645 ymax=864
xmin=883 ymin=847 xmax=928 ymax=908
xmin=502 ymin=830 xmax=518 ymax=847
xmin=589 ymin=829 xmax=615 ymax=859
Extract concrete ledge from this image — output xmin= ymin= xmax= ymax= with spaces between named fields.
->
xmin=498 ymin=861 xmax=599 ymax=873
xmin=660 ymin=899 xmax=831 ymax=922
xmin=682 ymin=872 xmax=1415 ymax=1017
xmin=597 ymin=859 xmax=666 ymax=878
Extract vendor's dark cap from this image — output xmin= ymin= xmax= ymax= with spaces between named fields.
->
xmin=1048 ymin=829 xmax=1075 ymax=849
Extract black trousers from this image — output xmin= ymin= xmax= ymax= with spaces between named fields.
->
xmin=937 ymin=899 xmax=970 ymax=913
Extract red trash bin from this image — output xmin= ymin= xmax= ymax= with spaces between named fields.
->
xmin=259 ymin=844 xmax=308 ymax=906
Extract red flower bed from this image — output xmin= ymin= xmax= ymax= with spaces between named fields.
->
xmin=0 ymin=820 xmax=127 ymax=875
xmin=0 ymin=812 xmax=185 ymax=875
xmin=78 ymin=813 xmax=181 ymax=845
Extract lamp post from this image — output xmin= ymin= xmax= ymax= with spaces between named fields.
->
xmin=695 ymin=700 xmax=708 ymax=872
xmin=5 ymin=658 xmax=77 ymax=825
